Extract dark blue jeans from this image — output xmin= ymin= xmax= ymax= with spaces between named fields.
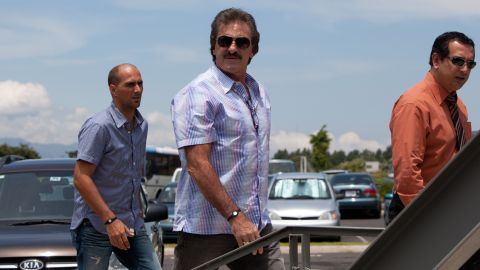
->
xmin=71 ymin=222 xmax=161 ymax=270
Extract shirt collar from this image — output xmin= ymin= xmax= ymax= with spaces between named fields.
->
xmin=211 ymin=65 xmax=260 ymax=98
xmin=425 ymin=71 xmax=451 ymax=106
xmin=108 ymin=102 xmax=144 ymax=129
xmin=211 ymin=65 xmax=235 ymax=94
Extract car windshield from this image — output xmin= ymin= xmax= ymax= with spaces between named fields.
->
xmin=269 ymin=178 xmax=331 ymax=199
xmin=330 ymin=175 xmax=373 ymax=186
xmin=0 ymin=171 xmax=74 ymax=221
xmin=157 ymin=185 xmax=176 ymax=203
xmin=268 ymin=161 xmax=296 ymax=175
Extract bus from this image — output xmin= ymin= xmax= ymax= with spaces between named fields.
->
xmin=144 ymin=145 xmax=181 ymax=200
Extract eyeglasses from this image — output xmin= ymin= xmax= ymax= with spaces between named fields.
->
xmin=217 ymin=36 xmax=251 ymax=49
xmin=448 ymin=56 xmax=476 ymax=69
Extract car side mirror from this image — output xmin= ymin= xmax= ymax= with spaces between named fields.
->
xmin=144 ymin=203 xmax=168 ymax=222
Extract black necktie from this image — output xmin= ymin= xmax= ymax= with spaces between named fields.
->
xmin=445 ymin=93 xmax=465 ymax=150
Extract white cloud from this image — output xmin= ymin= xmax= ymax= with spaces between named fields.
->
xmin=0 ymin=14 xmax=86 ymax=59
xmin=145 ymin=111 xmax=177 ymax=148
xmin=0 ymin=80 xmax=50 ymax=115
xmin=0 ymin=107 xmax=89 ymax=145
xmin=330 ymin=131 xmax=386 ymax=153
xmin=0 ymin=80 xmax=89 ymax=144
xmin=270 ymin=131 xmax=311 ymax=155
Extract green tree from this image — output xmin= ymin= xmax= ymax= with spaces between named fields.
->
xmin=0 ymin=143 xmax=40 ymax=159
xmin=272 ymin=149 xmax=289 ymax=160
xmin=346 ymin=149 xmax=360 ymax=161
xmin=360 ymin=149 xmax=376 ymax=161
xmin=309 ymin=125 xmax=331 ymax=171
xmin=329 ymin=150 xmax=346 ymax=168
xmin=383 ymin=145 xmax=392 ymax=161
xmin=338 ymin=158 xmax=366 ymax=172
xmin=375 ymin=149 xmax=383 ymax=162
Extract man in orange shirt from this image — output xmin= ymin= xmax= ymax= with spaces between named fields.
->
xmin=388 ymin=31 xmax=475 ymax=224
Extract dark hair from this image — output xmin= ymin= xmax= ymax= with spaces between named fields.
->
xmin=210 ymin=8 xmax=260 ymax=64
xmin=108 ymin=63 xmax=138 ymax=85
xmin=429 ymin=31 xmax=475 ymax=66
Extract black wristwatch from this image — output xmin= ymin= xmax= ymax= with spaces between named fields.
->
xmin=104 ymin=216 xmax=118 ymax=225
xmin=227 ymin=209 xmax=241 ymax=222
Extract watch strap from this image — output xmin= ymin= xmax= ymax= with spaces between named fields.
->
xmin=227 ymin=209 xmax=241 ymax=222
xmin=104 ymin=216 xmax=118 ymax=225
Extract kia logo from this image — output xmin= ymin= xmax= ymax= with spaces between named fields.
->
xmin=19 ymin=259 xmax=44 ymax=270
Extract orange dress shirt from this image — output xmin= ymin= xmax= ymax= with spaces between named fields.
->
xmin=390 ymin=72 xmax=472 ymax=206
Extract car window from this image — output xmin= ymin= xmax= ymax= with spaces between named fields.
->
xmin=330 ymin=175 xmax=373 ymax=186
xmin=268 ymin=161 xmax=296 ymax=174
xmin=269 ymin=178 xmax=330 ymax=199
xmin=0 ymin=171 xmax=74 ymax=220
xmin=157 ymin=185 xmax=177 ymax=203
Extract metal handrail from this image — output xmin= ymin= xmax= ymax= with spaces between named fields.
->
xmin=192 ymin=226 xmax=384 ymax=270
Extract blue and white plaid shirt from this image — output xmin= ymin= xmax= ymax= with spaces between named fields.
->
xmin=71 ymin=103 xmax=147 ymax=234
xmin=171 ymin=65 xmax=271 ymax=235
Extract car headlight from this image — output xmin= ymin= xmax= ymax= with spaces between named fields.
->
xmin=269 ymin=211 xmax=282 ymax=220
xmin=318 ymin=211 xmax=338 ymax=220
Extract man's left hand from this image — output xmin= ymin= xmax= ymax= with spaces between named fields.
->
xmin=230 ymin=213 xmax=263 ymax=255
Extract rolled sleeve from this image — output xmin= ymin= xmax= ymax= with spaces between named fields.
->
xmin=390 ymin=102 xmax=427 ymax=206
xmin=172 ymin=87 xmax=218 ymax=148
xmin=77 ymin=120 xmax=107 ymax=166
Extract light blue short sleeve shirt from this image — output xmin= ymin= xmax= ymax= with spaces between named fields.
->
xmin=171 ymin=65 xmax=271 ymax=235
xmin=71 ymin=103 xmax=148 ymax=234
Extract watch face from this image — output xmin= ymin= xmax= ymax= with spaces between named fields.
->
xmin=233 ymin=211 xmax=239 ymax=216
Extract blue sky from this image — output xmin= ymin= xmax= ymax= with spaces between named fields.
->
xmin=1 ymin=0 xmax=479 ymax=155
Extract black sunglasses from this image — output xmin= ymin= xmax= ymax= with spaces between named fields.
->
xmin=448 ymin=56 xmax=476 ymax=69
xmin=217 ymin=36 xmax=251 ymax=49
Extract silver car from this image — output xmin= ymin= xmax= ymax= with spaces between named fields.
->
xmin=267 ymin=172 xmax=341 ymax=240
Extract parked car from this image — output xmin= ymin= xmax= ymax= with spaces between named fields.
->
xmin=268 ymin=159 xmax=296 ymax=186
xmin=156 ymin=181 xmax=178 ymax=242
xmin=322 ymin=169 xmax=349 ymax=183
xmin=267 ymin=172 xmax=341 ymax=241
xmin=269 ymin=159 xmax=296 ymax=175
xmin=0 ymin=158 xmax=168 ymax=269
xmin=171 ymin=167 xmax=182 ymax=182
xmin=330 ymin=173 xmax=381 ymax=218
xmin=383 ymin=192 xmax=393 ymax=225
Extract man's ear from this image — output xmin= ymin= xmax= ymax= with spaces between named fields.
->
xmin=431 ymin=53 xmax=441 ymax=69
xmin=109 ymin=84 xmax=116 ymax=97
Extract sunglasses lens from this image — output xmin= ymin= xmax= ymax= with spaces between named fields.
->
xmin=235 ymin=38 xmax=251 ymax=49
xmin=217 ymin=36 xmax=233 ymax=48
xmin=217 ymin=36 xmax=251 ymax=49
xmin=451 ymin=57 xmax=466 ymax=67
xmin=467 ymin=61 xmax=477 ymax=69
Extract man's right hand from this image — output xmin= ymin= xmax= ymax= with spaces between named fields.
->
xmin=230 ymin=213 xmax=263 ymax=255
xmin=105 ymin=219 xmax=134 ymax=250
